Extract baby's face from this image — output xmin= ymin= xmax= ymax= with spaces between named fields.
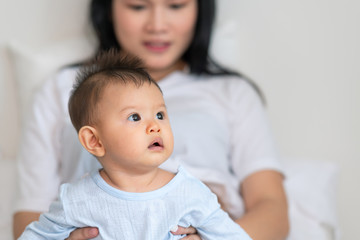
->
xmin=95 ymin=82 xmax=174 ymax=174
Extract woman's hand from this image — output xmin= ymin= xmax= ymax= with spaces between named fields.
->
xmin=65 ymin=227 xmax=99 ymax=240
xmin=172 ymin=226 xmax=201 ymax=240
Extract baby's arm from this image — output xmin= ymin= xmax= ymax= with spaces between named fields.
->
xmin=192 ymin=183 xmax=252 ymax=240
xmin=197 ymin=207 xmax=252 ymax=240
xmin=18 ymin=186 xmax=76 ymax=239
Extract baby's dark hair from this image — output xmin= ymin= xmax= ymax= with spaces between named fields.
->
xmin=68 ymin=49 xmax=161 ymax=132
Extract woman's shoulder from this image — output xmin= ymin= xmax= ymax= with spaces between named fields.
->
xmin=37 ymin=66 xmax=79 ymax=95
xmin=30 ymin=66 xmax=80 ymax=118
xmin=56 ymin=65 xmax=79 ymax=78
xmin=53 ymin=66 xmax=80 ymax=88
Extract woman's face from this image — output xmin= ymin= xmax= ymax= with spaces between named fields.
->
xmin=112 ymin=0 xmax=198 ymax=80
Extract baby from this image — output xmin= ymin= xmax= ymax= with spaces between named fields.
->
xmin=19 ymin=50 xmax=252 ymax=240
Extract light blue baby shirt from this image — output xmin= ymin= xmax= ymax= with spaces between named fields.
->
xmin=20 ymin=166 xmax=252 ymax=240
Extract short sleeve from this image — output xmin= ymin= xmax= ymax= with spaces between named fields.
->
xmin=14 ymin=68 xmax=78 ymax=213
xmin=227 ymin=79 xmax=283 ymax=182
xmin=15 ymin=76 xmax=63 ymax=212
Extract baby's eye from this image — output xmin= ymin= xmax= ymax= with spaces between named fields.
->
xmin=128 ymin=113 xmax=141 ymax=122
xmin=156 ymin=112 xmax=164 ymax=120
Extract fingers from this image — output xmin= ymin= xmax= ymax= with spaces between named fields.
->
xmin=181 ymin=234 xmax=202 ymax=240
xmin=65 ymin=227 xmax=99 ymax=240
xmin=172 ymin=226 xmax=201 ymax=239
xmin=171 ymin=226 xmax=197 ymax=235
xmin=172 ymin=226 xmax=197 ymax=235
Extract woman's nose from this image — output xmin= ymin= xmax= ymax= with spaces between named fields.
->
xmin=145 ymin=7 xmax=168 ymax=33
xmin=146 ymin=121 xmax=161 ymax=134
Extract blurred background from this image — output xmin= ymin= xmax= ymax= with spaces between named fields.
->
xmin=0 ymin=0 xmax=359 ymax=239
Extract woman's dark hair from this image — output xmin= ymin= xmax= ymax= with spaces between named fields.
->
xmin=90 ymin=0 xmax=264 ymax=101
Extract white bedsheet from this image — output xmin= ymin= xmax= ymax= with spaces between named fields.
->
xmin=284 ymin=160 xmax=340 ymax=240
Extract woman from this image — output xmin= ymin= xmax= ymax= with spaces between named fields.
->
xmin=13 ymin=0 xmax=289 ymax=239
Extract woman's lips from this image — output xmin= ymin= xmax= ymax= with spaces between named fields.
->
xmin=144 ymin=41 xmax=170 ymax=53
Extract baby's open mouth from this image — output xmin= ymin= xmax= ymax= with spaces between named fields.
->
xmin=148 ymin=138 xmax=163 ymax=149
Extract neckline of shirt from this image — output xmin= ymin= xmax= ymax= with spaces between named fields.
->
xmin=157 ymin=69 xmax=194 ymax=89
xmin=91 ymin=166 xmax=185 ymax=201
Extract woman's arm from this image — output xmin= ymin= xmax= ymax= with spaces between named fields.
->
xmin=236 ymin=170 xmax=289 ymax=240
xmin=13 ymin=212 xmax=41 ymax=239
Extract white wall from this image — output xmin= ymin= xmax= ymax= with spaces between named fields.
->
xmin=213 ymin=1 xmax=360 ymax=239
xmin=0 ymin=0 xmax=92 ymax=158
xmin=0 ymin=0 xmax=359 ymax=239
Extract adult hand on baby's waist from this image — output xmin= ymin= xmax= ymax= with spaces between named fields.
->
xmin=65 ymin=225 xmax=199 ymax=239
xmin=171 ymin=225 xmax=201 ymax=240
xmin=66 ymin=227 xmax=99 ymax=240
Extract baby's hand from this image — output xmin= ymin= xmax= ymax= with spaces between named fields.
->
xmin=65 ymin=227 xmax=99 ymax=240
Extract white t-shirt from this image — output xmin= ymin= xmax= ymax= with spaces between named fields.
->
xmin=15 ymin=68 xmax=282 ymax=219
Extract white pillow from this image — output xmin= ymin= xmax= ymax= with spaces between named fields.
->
xmin=0 ymin=158 xmax=16 ymax=239
xmin=8 ymin=35 xmax=96 ymax=124
xmin=0 ymin=47 xmax=19 ymax=159
xmin=284 ymin=160 xmax=340 ymax=240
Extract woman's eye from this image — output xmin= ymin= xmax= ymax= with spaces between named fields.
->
xmin=128 ymin=113 xmax=141 ymax=122
xmin=169 ymin=3 xmax=186 ymax=10
xmin=156 ymin=112 xmax=164 ymax=120
xmin=128 ymin=4 xmax=146 ymax=11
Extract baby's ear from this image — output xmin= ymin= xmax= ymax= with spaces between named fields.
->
xmin=78 ymin=126 xmax=105 ymax=157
